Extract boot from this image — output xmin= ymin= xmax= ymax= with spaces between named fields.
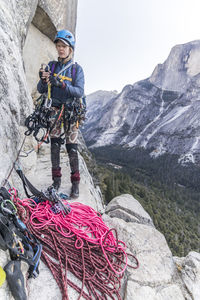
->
xmin=70 ymin=181 xmax=79 ymax=198
xmin=51 ymin=167 xmax=62 ymax=191
xmin=66 ymin=144 xmax=80 ymax=198
xmin=52 ymin=177 xmax=61 ymax=191
xmin=70 ymin=171 xmax=80 ymax=199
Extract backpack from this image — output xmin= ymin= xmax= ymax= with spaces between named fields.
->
xmin=71 ymin=63 xmax=87 ymax=119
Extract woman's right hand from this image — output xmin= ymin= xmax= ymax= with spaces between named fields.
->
xmin=39 ymin=69 xmax=50 ymax=83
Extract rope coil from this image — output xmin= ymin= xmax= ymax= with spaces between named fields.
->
xmin=12 ymin=188 xmax=139 ymax=299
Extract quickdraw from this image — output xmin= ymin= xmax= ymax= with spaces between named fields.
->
xmin=25 ymin=95 xmax=64 ymax=146
xmin=25 ymin=94 xmax=51 ymax=143
xmin=64 ymin=97 xmax=87 ymax=130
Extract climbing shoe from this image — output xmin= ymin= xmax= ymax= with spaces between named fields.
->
xmin=4 ymin=260 xmax=27 ymax=300
xmin=70 ymin=181 xmax=79 ymax=199
xmin=0 ymin=266 xmax=6 ymax=287
xmin=52 ymin=177 xmax=61 ymax=191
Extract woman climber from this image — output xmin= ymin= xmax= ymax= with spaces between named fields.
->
xmin=37 ymin=29 xmax=85 ymax=198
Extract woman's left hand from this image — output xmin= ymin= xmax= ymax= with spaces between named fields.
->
xmin=48 ymin=76 xmax=66 ymax=89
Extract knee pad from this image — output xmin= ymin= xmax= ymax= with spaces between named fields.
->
xmin=71 ymin=171 xmax=80 ymax=183
xmin=52 ymin=167 xmax=62 ymax=178
xmin=66 ymin=143 xmax=78 ymax=154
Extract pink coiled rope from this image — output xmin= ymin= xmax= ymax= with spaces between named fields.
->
xmin=11 ymin=188 xmax=139 ymax=300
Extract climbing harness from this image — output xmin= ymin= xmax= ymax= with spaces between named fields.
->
xmin=0 ymin=213 xmax=42 ymax=279
xmin=0 ymin=186 xmax=42 ymax=280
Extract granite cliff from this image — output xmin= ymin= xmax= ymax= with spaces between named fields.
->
xmin=83 ymin=40 xmax=200 ymax=166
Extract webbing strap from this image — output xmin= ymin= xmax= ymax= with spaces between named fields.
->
xmin=15 ymin=169 xmax=48 ymax=201
xmin=56 ymin=61 xmax=73 ymax=78
xmin=53 ymin=73 xmax=72 ymax=82
xmin=71 ymin=63 xmax=77 ymax=86
xmin=50 ymin=62 xmax=57 ymax=75
xmin=50 ymin=61 xmax=77 ymax=84
xmin=49 ymin=105 xmax=64 ymax=135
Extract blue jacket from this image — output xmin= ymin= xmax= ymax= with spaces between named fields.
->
xmin=37 ymin=60 xmax=85 ymax=107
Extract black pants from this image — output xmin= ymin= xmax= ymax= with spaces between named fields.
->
xmin=51 ymin=139 xmax=80 ymax=183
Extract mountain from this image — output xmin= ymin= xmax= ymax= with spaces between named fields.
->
xmin=83 ymin=40 xmax=200 ymax=165
xmin=85 ymin=89 xmax=118 ymax=128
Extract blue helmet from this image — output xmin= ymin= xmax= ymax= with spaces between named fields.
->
xmin=54 ymin=29 xmax=75 ymax=49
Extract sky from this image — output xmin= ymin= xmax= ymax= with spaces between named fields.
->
xmin=74 ymin=0 xmax=200 ymax=95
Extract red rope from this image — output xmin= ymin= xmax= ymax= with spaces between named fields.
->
xmin=11 ymin=188 xmax=139 ymax=300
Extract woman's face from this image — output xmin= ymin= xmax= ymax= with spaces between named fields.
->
xmin=56 ymin=40 xmax=71 ymax=58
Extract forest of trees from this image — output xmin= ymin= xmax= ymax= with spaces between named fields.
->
xmin=88 ymin=145 xmax=200 ymax=256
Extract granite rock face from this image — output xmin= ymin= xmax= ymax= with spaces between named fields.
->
xmin=0 ymin=0 xmax=77 ymax=185
xmin=83 ymin=41 xmax=200 ymax=165
xmin=23 ymin=0 xmax=77 ymax=97
xmin=174 ymin=251 xmax=200 ymax=300
xmin=105 ymin=194 xmax=154 ymax=226
xmin=103 ymin=194 xmax=200 ymax=300
xmin=23 ymin=24 xmax=57 ymax=98
xmin=0 ymin=0 xmax=36 ymax=186
xmin=150 ymin=40 xmax=200 ymax=92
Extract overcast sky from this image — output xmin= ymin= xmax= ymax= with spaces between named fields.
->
xmin=74 ymin=0 xmax=200 ymax=95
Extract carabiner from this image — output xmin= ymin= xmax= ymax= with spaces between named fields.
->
xmin=44 ymin=96 xmax=52 ymax=109
xmin=41 ymin=63 xmax=50 ymax=72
